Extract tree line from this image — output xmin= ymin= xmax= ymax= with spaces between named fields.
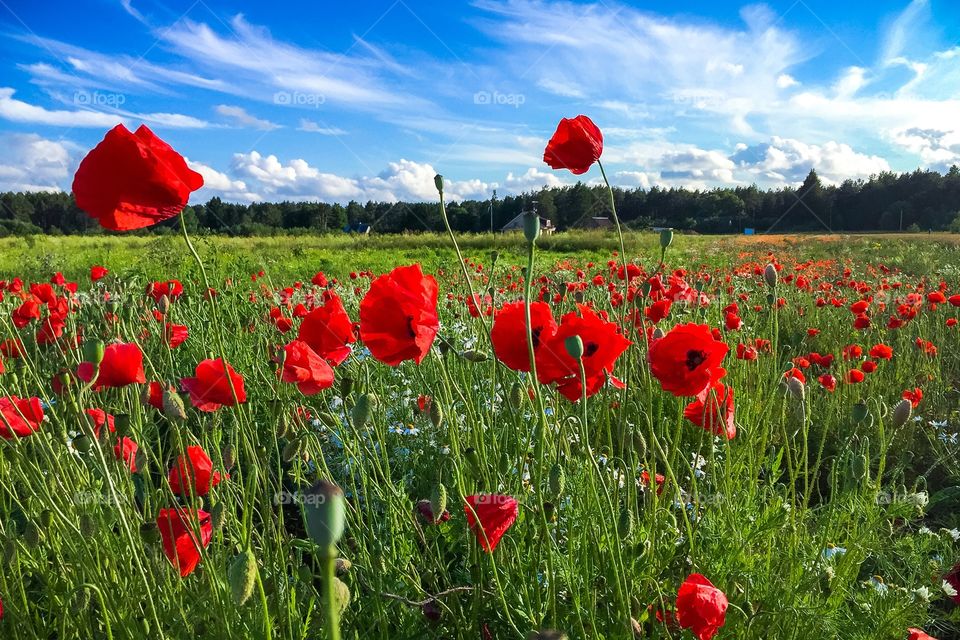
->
xmin=1 ymin=167 xmax=958 ymax=237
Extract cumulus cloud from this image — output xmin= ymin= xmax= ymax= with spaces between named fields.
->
xmin=891 ymin=127 xmax=960 ymax=172
xmin=731 ymin=137 xmax=891 ymax=185
xmin=186 ymin=159 xmax=261 ymax=203
xmin=0 ymin=133 xmax=74 ymax=192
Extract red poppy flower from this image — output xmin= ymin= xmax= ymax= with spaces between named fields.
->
xmin=72 ymin=124 xmax=203 ymax=231
xmin=869 ymin=344 xmax=893 ymax=360
xmin=145 ymin=381 xmax=165 ymax=410
xmin=676 ymin=573 xmax=728 ymax=640
xmin=280 ymin=340 xmax=335 ymax=395
xmin=902 ymin=387 xmax=923 ymax=408
xmin=359 ymin=264 xmax=439 ymax=366
xmin=168 ymin=445 xmax=223 ymax=496
xmin=148 ymin=280 xmax=183 ymax=302
xmin=156 ymin=507 xmax=213 ymax=577
xmin=77 ymin=342 xmax=146 ymax=390
xmin=12 ymin=296 xmax=42 ymax=329
xmin=464 ymin=494 xmax=518 ymax=552
xmin=543 ymin=115 xmax=603 ymax=175
xmin=491 ymin=301 xmax=557 ymax=373
xmin=536 ymin=305 xmax=631 ymax=402
xmin=846 ymin=369 xmax=865 ymax=384
xmin=735 ymin=343 xmax=758 ymax=361
xmin=85 ymin=408 xmax=116 ymax=439
xmin=945 ymin=563 xmax=960 ymax=605
xmin=645 ymin=299 xmax=672 ymax=324
xmin=818 ymin=374 xmax=837 ymax=392
xmin=907 ymin=629 xmax=937 ymax=640
xmin=683 ymin=379 xmax=736 ymax=439
xmin=90 ymin=265 xmax=109 ymax=281
xmin=0 ymin=396 xmax=44 ymax=439
xmin=648 ymin=324 xmax=728 ymax=397
xmin=298 ymin=292 xmax=356 ymax=366
xmin=114 ymin=437 xmax=138 ymax=472
xmin=181 ymin=358 xmax=247 ymax=412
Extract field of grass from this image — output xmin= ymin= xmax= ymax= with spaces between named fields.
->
xmin=0 ymin=230 xmax=958 ymax=639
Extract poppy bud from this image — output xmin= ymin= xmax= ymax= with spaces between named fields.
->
xmin=852 ymin=401 xmax=869 ymax=423
xmin=211 ymin=501 xmax=227 ymax=532
xmin=318 ymin=412 xmax=339 ymax=429
xmin=462 ymin=349 xmax=489 ymax=363
xmin=39 ymin=509 xmax=53 ymax=528
xmin=139 ymin=521 xmax=161 ymax=544
xmin=523 ymin=211 xmax=541 ymax=243
xmin=548 ymin=463 xmax=565 ymax=497
xmin=107 ymin=300 xmax=120 ymax=314
xmin=228 ymin=549 xmax=258 ymax=606
xmin=785 ymin=376 xmax=805 ymax=400
xmin=276 ymin=415 xmax=291 ymax=439
xmin=434 ymin=174 xmax=444 ymax=194
xmin=351 ymin=393 xmax=377 ymax=427
xmin=282 ymin=438 xmax=302 ymax=463
xmin=509 ymin=382 xmax=525 ymax=408
xmin=659 ymin=228 xmax=674 ymax=250
xmin=430 ymin=482 xmax=448 ymax=518
xmin=574 ymin=291 xmax=584 ymax=303
xmin=83 ymin=339 xmax=105 ymax=366
xmin=429 ymin=400 xmax=443 ymax=427
xmin=335 ymin=557 xmax=353 ymax=575
xmin=339 ymin=375 xmax=354 ymax=397
xmin=763 ymin=264 xmax=778 ymax=288
xmin=303 ymin=479 xmax=346 ymax=552
xmin=331 ymin=577 xmax=351 ymax=616
xmin=157 ymin=294 xmax=171 ymax=314
xmin=892 ymin=399 xmax=912 ymax=427
xmin=22 ymin=522 xmax=40 ymax=548
xmin=542 ymin=500 xmax=556 ymax=522
xmin=422 ymin=600 xmax=442 ymax=622
xmin=463 ymin=447 xmax=483 ymax=479
xmin=79 ymin=513 xmax=98 ymax=537
xmin=850 ymin=453 xmax=869 ymax=482
xmin=162 ymin=388 xmax=187 ymax=422
xmin=489 ymin=250 xmax=500 ymax=264
xmin=617 ymin=507 xmax=633 ymax=540
xmin=651 ymin=327 xmax=664 ymax=340
xmin=73 ymin=434 xmax=92 ymax=453
xmin=223 ymin=445 xmax=236 ymax=470
xmin=564 ymin=335 xmax=584 ymax=360
xmin=114 ymin=413 xmax=130 ymax=437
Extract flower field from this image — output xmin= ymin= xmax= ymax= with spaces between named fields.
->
xmin=0 ymin=120 xmax=959 ymax=640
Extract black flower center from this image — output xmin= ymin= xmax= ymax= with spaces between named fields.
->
xmin=532 ymin=327 xmax=543 ymax=348
xmin=685 ymin=349 xmax=707 ymax=370
xmin=585 ymin=342 xmax=599 ymax=358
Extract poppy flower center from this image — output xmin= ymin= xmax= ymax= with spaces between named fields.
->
xmin=406 ymin=316 xmax=417 ymax=338
xmin=685 ymin=349 xmax=707 ymax=370
xmin=531 ymin=327 xmax=543 ymax=347
xmin=584 ymin=342 xmax=599 ymax=358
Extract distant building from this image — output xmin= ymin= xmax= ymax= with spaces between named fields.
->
xmin=501 ymin=213 xmax=555 ymax=234
xmin=343 ymin=222 xmax=371 ymax=234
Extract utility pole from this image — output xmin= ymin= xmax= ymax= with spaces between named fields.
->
xmin=490 ymin=189 xmax=497 ymax=234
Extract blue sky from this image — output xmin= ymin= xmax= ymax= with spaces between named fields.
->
xmin=0 ymin=0 xmax=958 ymax=203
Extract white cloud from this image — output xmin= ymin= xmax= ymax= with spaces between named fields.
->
xmin=776 ymin=74 xmax=799 ymax=89
xmin=0 ymin=133 xmax=74 ymax=192
xmin=215 ymin=105 xmax=280 ymax=130
xmin=503 ymin=167 xmax=564 ymax=192
xmin=731 ymin=137 xmax=890 ymax=185
xmin=297 ymin=119 xmax=347 ymax=135
xmin=891 ymin=127 xmax=960 ymax=172
xmin=186 ymin=159 xmax=261 ymax=203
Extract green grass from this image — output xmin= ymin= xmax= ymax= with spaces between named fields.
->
xmin=0 ymin=231 xmax=958 ymax=639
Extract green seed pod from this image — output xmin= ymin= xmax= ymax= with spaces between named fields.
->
xmin=73 ymin=434 xmax=92 ymax=453
xmin=228 ymin=549 xmax=259 ymax=606
xmin=222 ymin=445 xmax=236 ymax=470
xmin=114 ymin=413 xmax=130 ymax=437
xmin=303 ymin=479 xmax=346 ymax=551
xmin=297 ymin=564 xmax=313 ymax=583
xmin=617 ymin=507 xmax=634 ymax=540
xmin=23 ymin=521 xmax=41 ymax=548
xmin=282 ymin=438 xmax=301 ymax=463
xmin=317 ymin=412 xmax=339 ymax=429
xmin=339 ymin=376 xmax=354 ymax=397
xmin=850 ymin=453 xmax=869 ymax=482
xmin=162 ymin=388 xmax=188 ymax=422
xmin=83 ymin=339 xmax=105 ymax=367
xmin=852 ymin=401 xmax=869 ymax=423
xmin=351 ymin=393 xmax=377 ymax=428
xmin=548 ymin=463 xmax=565 ymax=497
xmin=509 ymin=382 xmax=525 ymax=408
xmin=4 ymin=538 xmax=17 ymax=564
xmin=79 ymin=513 xmax=98 ymax=537
xmin=211 ymin=501 xmax=227 ymax=532
xmin=429 ymin=400 xmax=443 ymax=427
xmin=139 ymin=521 xmax=161 ymax=545
xmin=564 ymin=335 xmax=584 ymax=360
xmin=39 ymin=509 xmax=53 ymax=528
xmin=276 ymin=415 xmax=291 ymax=439
xmin=434 ymin=174 xmax=444 ymax=194
xmin=430 ymin=482 xmax=448 ymax=518
xmin=331 ymin=577 xmax=351 ymax=616
xmin=659 ymin=228 xmax=674 ymax=250
xmin=763 ymin=264 xmax=778 ymax=288
xmin=766 ymin=292 xmax=775 ymax=306
xmin=463 ymin=447 xmax=483 ymax=479
xmin=523 ymin=211 xmax=541 ymax=243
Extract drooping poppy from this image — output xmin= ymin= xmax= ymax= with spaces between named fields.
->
xmin=168 ymin=445 xmax=223 ymax=497
xmin=77 ymin=342 xmax=146 ymax=390
xmin=181 ymin=358 xmax=247 ymax=412
xmin=648 ymin=324 xmax=729 ymax=397
xmin=464 ymin=494 xmax=518 ymax=552
xmin=164 ymin=323 xmax=189 ymax=348
xmin=490 ymin=301 xmax=557 ymax=373
xmin=156 ymin=507 xmax=213 ymax=577
xmin=0 ymin=396 xmax=44 ymax=439
xmin=280 ymin=340 xmax=335 ymax=395
xmin=543 ymin=115 xmax=603 ymax=175
xmin=676 ymin=573 xmax=728 ymax=640
xmin=84 ymin=408 xmax=116 ymax=439
xmin=359 ymin=264 xmax=439 ymax=366
xmin=72 ymin=124 xmax=203 ymax=231
xmin=683 ymin=379 xmax=736 ymax=439
xmin=114 ymin=437 xmax=138 ymax=472
xmin=298 ymin=292 xmax=356 ymax=366
xmin=536 ymin=305 xmax=631 ymax=402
